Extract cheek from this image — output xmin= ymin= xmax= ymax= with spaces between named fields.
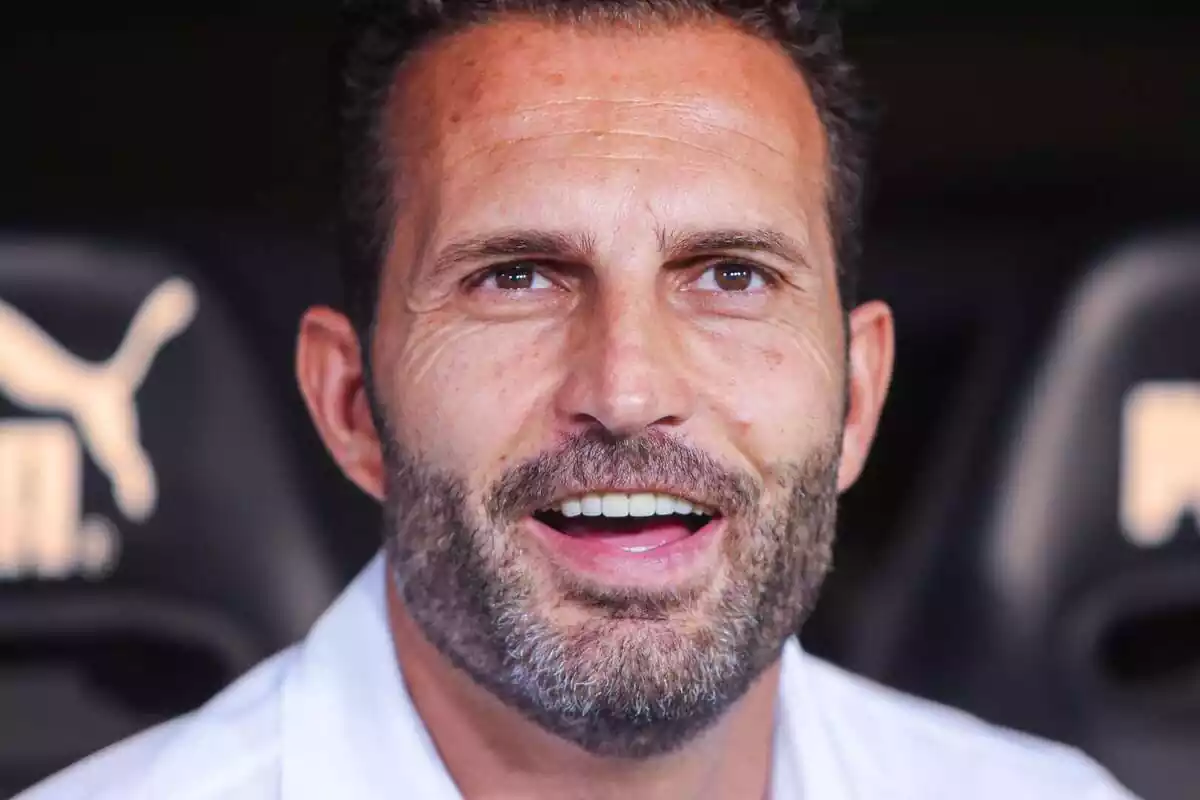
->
xmin=689 ymin=319 xmax=842 ymax=466
xmin=382 ymin=315 xmax=567 ymax=477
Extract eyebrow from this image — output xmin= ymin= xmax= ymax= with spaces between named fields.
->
xmin=427 ymin=230 xmax=597 ymax=281
xmin=425 ymin=225 xmax=811 ymax=282
xmin=657 ymin=227 xmax=813 ymax=270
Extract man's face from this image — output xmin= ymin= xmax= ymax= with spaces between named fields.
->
xmin=334 ymin=18 xmax=868 ymax=757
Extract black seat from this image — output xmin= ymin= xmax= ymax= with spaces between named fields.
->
xmin=843 ymin=230 xmax=1200 ymax=800
xmin=0 ymin=234 xmax=347 ymax=794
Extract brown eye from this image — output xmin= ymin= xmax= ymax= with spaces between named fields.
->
xmin=483 ymin=263 xmax=552 ymax=291
xmin=695 ymin=262 xmax=766 ymax=292
xmin=715 ymin=265 xmax=752 ymax=291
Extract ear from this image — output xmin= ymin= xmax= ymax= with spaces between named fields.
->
xmin=295 ymin=307 xmax=385 ymax=501
xmin=837 ymin=300 xmax=895 ymax=493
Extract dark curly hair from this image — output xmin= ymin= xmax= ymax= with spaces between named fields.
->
xmin=334 ymin=0 xmax=869 ymax=340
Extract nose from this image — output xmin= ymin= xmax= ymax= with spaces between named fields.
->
xmin=554 ymin=288 xmax=696 ymax=439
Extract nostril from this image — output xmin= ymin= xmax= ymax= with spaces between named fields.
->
xmin=557 ymin=360 xmax=693 ymax=439
xmin=567 ymin=414 xmax=687 ymax=444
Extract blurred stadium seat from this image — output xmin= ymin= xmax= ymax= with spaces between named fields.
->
xmin=842 ymin=230 xmax=1200 ymax=800
xmin=0 ymin=234 xmax=360 ymax=794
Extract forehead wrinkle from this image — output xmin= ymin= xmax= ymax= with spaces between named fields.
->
xmin=437 ymin=150 xmax=818 ymax=238
xmin=446 ymin=129 xmax=787 ymax=170
xmin=456 ymin=156 xmax=741 ymax=188
xmin=470 ymin=98 xmax=800 ymax=156
xmin=437 ymin=93 xmax=804 ymax=153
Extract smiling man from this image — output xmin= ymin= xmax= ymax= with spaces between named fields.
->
xmin=20 ymin=2 xmax=1139 ymax=799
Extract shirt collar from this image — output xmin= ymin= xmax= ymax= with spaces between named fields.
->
xmin=281 ymin=553 xmax=459 ymax=800
xmin=778 ymin=637 xmax=856 ymax=800
xmin=280 ymin=552 xmax=844 ymax=800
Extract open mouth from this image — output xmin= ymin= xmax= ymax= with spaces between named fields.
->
xmin=532 ymin=492 xmax=717 ymax=553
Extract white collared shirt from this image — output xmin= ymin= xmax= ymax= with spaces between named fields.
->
xmin=18 ymin=554 xmax=1138 ymax=800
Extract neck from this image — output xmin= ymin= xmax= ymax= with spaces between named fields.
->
xmin=386 ymin=578 xmax=782 ymax=800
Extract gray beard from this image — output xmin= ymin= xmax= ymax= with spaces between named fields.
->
xmin=381 ymin=427 xmax=840 ymax=759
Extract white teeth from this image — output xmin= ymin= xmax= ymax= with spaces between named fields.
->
xmin=551 ymin=492 xmax=713 ymax=519
xmin=581 ymin=494 xmax=603 ymax=517
xmin=601 ymin=493 xmax=630 ymax=518
xmin=629 ymin=493 xmax=657 ymax=517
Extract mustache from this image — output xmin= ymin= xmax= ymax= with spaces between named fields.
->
xmin=485 ymin=428 xmax=761 ymax=521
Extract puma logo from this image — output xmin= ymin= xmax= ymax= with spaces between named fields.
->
xmin=1121 ymin=382 xmax=1200 ymax=547
xmin=0 ymin=419 xmax=119 ymax=578
xmin=0 ymin=277 xmax=197 ymax=522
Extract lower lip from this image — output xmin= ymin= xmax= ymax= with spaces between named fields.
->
xmin=523 ymin=515 xmax=726 ymax=588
